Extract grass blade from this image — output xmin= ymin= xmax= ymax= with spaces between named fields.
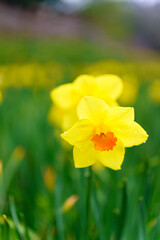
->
xmin=9 ymin=196 xmax=24 ymax=240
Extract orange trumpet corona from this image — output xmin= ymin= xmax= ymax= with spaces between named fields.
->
xmin=91 ymin=132 xmax=117 ymax=151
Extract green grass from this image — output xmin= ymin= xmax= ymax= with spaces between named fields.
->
xmin=0 ymin=36 xmax=128 ymax=65
xmin=0 ymin=36 xmax=160 ymax=240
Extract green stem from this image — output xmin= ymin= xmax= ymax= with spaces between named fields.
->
xmin=91 ymin=179 xmax=104 ymax=240
xmin=85 ymin=166 xmax=93 ymax=238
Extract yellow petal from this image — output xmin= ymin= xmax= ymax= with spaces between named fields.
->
xmin=77 ymin=96 xmax=109 ymax=125
xmin=99 ymin=96 xmax=118 ymax=107
xmin=112 ymin=121 xmax=148 ymax=147
xmin=74 ymin=75 xmax=119 ymax=107
xmin=48 ymin=105 xmax=78 ymax=131
xmin=74 ymin=74 xmax=97 ymax=96
xmin=62 ymin=108 xmax=78 ymax=131
xmin=50 ymin=83 xmax=80 ymax=109
xmin=48 ymin=105 xmax=64 ymax=127
xmin=97 ymin=139 xmax=125 ymax=170
xmin=61 ymin=119 xmax=94 ymax=146
xmin=73 ymin=141 xmax=96 ymax=168
xmin=106 ymin=107 xmax=135 ymax=125
xmin=96 ymin=74 xmax=123 ymax=100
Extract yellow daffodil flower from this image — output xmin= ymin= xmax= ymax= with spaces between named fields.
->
xmin=119 ymin=76 xmax=139 ymax=106
xmin=149 ymin=80 xmax=160 ymax=104
xmin=50 ymin=74 xmax=123 ymax=131
xmin=61 ymin=96 xmax=148 ymax=170
xmin=48 ymin=105 xmax=77 ymax=131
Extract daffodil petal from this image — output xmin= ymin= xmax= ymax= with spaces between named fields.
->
xmin=62 ymin=108 xmax=78 ymax=131
xmin=74 ymin=75 xmax=120 ymax=107
xmin=113 ymin=121 xmax=148 ymax=147
xmin=106 ymin=107 xmax=134 ymax=125
xmin=73 ymin=141 xmax=97 ymax=168
xmin=74 ymin=75 xmax=96 ymax=95
xmin=97 ymin=139 xmax=125 ymax=170
xmin=61 ymin=119 xmax=94 ymax=146
xmin=77 ymin=96 xmax=109 ymax=125
xmin=48 ymin=105 xmax=63 ymax=127
xmin=101 ymin=96 xmax=118 ymax=107
xmin=50 ymin=83 xmax=80 ymax=109
xmin=96 ymin=74 xmax=123 ymax=100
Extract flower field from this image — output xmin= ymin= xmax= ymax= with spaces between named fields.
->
xmin=0 ymin=36 xmax=160 ymax=240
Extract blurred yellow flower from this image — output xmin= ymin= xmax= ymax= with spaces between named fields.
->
xmin=119 ymin=76 xmax=139 ymax=105
xmin=62 ymin=195 xmax=79 ymax=212
xmin=61 ymin=96 xmax=148 ymax=170
xmin=0 ymin=63 xmax=63 ymax=89
xmin=43 ymin=167 xmax=56 ymax=191
xmin=92 ymin=161 xmax=104 ymax=171
xmin=0 ymin=91 xmax=3 ymax=103
xmin=0 ymin=74 xmax=3 ymax=103
xmin=48 ymin=105 xmax=77 ymax=132
xmin=149 ymin=80 xmax=160 ymax=104
xmin=2 ymin=215 xmax=7 ymax=221
xmin=13 ymin=146 xmax=26 ymax=161
xmin=50 ymin=74 xmax=123 ymax=130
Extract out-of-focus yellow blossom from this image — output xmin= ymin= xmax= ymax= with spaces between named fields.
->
xmin=92 ymin=161 xmax=104 ymax=171
xmin=83 ymin=61 xmax=160 ymax=82
xmin=43 ymin=167 xmax=56 ymax=191
xmin=13 ymin=146 xmax=26 ymax=161
xmin=48 ymin=105 xmax=77 ymax=132
xmin=50 ymin=74 xmax=123 ymax=130
xmin=0 ymin=91 xmax=2 ymax=104
xmin=48 ymin=105 xmax=63 ymax=127
xmin=48 ymin=106 xmax=74 ymax=150
xmin=84 ymin=61 xmax=129 ymax=76
xmin=119 ymin=76 xmax=139 ymax=105
xmin=62 ymin=195 xmax=79 ymax=212
xmin=0 ymin=75 xmax=3 ymax=103
xmin=2 ymin=215 xmax=7 ymax=221
xmin=148 ymin=218 xmax=158 ymax=228
xmin=149 ymin=80 xmax=160 ymax=104
xmin=61 ymin=96 xmax=148 ymax=170
xmin=0 ymin=63 xmax=63 ymax=89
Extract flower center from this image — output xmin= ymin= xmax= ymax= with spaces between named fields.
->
xmin=91 ymin=132 xmax=117 ymax=151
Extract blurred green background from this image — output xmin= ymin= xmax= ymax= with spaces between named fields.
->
xmin=0 ymin=0 xmax=160 ymax=239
